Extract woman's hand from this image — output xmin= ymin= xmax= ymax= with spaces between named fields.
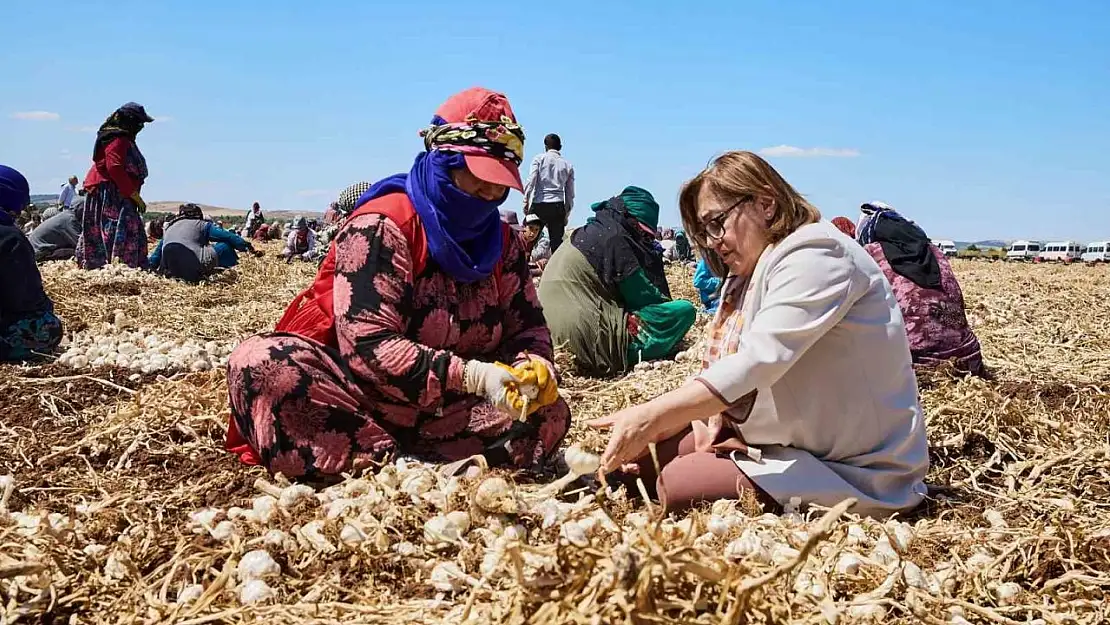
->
xmin=588 ymin=404 xmax=666 ymax=474
xmin=130 ymin=192 xmax=147 ymax=214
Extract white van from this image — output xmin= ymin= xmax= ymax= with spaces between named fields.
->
xmin=1006 ymin=240 xmax=1043 ymax=261
xmin=933 ymin=240 xmax=958 ymax=257
xmin=1038 ymin=241 xmax=1084 ymax=263
xmin=1081 ymin=241 xmax=1110 ymax=263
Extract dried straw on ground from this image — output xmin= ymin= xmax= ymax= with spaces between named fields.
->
xmin=2 ymin=250 xmax=1109 ymax=624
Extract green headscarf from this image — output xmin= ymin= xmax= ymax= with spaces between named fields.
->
xmin=591 ymin=185 xmax=660 ymax=231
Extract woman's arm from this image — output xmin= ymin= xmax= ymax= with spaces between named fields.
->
xmin=617 ymin=268 xmax=669 ymax=311
xmin=333 ymin=213 xmax=467 ymax=411
xmin=147 ymin=238 xmax=164 ymax=270
xmin=207 ymin=223 xmax=251 ymax=251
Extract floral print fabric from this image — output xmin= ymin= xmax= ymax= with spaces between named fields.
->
xmin=228 ymin=212 xmax=571 ymax=478
xmin=864 ymin=242 xmax=983 ymax=374
xmin=1 ymin=311 xmax=63 ymax=362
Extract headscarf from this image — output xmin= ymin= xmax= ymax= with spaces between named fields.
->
xmin=674 ymin=230 xmax=692 ymax=260
xmin=857 ymin=202 xmax=941 ymax=290
xmin=571 ymin=186 xmax=670 ymax=298
xmin=0 ymin=165 xmax=31 ymax=227
xmin=93 ymin=102 xmax=153 ymax=160
xmin=168 ymin=203 xmax=204 ymax=226
xmin=293 ymin=216 xmax=307 ymax=230
xmin=335 ymin=181 xmax=372 ymax=216
xmin=357 ymin=150 xmax=508 ymax=283
xmin=499 ymin=209 xmax=520 ymax=226
xmin=831 ymin=216 xmax=857 ymax=239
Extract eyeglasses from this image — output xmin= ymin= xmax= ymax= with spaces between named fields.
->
xmin=696 ymin=196 xmax=752 ymax=244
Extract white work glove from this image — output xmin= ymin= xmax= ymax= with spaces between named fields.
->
xmin=464 ymin=360 xmax=519 ymax=415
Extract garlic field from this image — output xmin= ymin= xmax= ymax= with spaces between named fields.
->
xmin=2 ymin=249 xmax=1109 ymax=624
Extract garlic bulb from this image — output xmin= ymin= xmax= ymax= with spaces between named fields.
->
xmin=706 ymin=515 xmax=732 ymax=537
xmin=428 ymin=561 xmax=477 ymax=592
xmin=239 ymin=579 xmax=276 ymax=605
xmin=340 ymin=523 xmax=367 ymax=547
xmin=902 ymin=561 xmax=928 ymax=591
xmin=424 ymin=514 xmax=468 ymax=545
xmin=993 ymin=582 xmax=1021 ymax=605
xmin=474 ymin=477 xmax=518 ymax=514
xmin=297 ymin=520 xmax=335 ymax=552
xmin=886 ymin=521 xmax=915 ymax=552
xmin=845 ymin=524 xmax=870 ymax=547
xmin=836 ymin=553 xmax=863 ymax=575
xmin=563 ymin=445 xmax=600 ymax=476
xmin=279 ymin=485 xmax=316 ymax=511
xmin=210 ymin=521 xmax=236 ymax=542
xmin=870 ymin=535 xmax=899 ymax=568
xmin=793 ymin=570 xmax=827 ymax=598
xmin=560 ymin=521 xmax=590 ymax=547
xmin=177 ymin=584 xmax=203 ymax=604
xmin=237 ymin=550 xmax=281 ymax=582
xmin=252 ymin=496 xmax=278 ymax=523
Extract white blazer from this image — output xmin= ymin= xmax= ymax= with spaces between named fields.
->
xmin=697 ymin=221 xmax=929 ymax=518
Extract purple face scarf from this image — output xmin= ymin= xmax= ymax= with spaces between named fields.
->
xmin=0 ymin=165 xmax=31 ymax=227
xmin=357 ymin=150 xmax=506 ymax=283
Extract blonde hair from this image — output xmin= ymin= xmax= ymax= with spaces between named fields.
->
xmin=679 ymin=151 xmax=822 ymax=257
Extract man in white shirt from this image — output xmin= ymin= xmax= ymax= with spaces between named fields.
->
xmin=522 ymin=133 xmax=575 ymax=252
xmin=58 ymin=176 xmax=79 ymax=210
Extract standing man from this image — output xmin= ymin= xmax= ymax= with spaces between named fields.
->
xmin=58 ymin=176 xmax=79 ymax=209
xmin=522 ymin=133 xmax=575 ymax=252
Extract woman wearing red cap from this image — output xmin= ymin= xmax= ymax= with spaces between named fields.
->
xmin=226 ymin=88 xmax=570 ymax=479
xmin=77 ymin=102 xmax=155 ymax=270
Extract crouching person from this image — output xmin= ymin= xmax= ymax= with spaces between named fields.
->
xmin=149 ymin=203 xmax=260 ymax=282
xmin=225 ymin=87 xmax=571 ymax=479
xmin=0 ymin=165 xmax=63 ymax=362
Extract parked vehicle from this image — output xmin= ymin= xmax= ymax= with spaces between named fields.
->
xmin=1081 ymin=241 xmax=1110 ymax=263
xmin=933 ymin=240 xmax=959 ymax=257
xmin=1038 ymin=241 xmax=1084 ymax=263
xmin=1006 ymin=240 xmax=1043 ymax=261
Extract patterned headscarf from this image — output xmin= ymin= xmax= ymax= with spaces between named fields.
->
xmin=0 ymin=165 xmax=31 ymax=224
xmin=94 ymin=102 xmax=154 ymax=159
xmin=335 ymin=181 xmax=372 ymax=216
xmin=420 ymin=117 xmax=525 ymax=169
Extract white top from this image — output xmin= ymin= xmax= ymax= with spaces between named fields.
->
xmin=696 ymin=221 xmax=929 ymax=518
xmin=59 ymin=183 xmax=77 ymax=209
xmin=523 ymin=149 xmax=575 ymax=215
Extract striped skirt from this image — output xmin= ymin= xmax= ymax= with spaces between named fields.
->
xmin=76 ymin=183 xmax=148 ymax=270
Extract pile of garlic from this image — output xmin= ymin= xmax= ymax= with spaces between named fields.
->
xmin=55 ymin=311 xmax=234 ymax=374
xmin=41 ymin=260 xmax=168 ymax=286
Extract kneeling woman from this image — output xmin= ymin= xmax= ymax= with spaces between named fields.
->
xmin=591 ymin=151 xmax=929 ymax=518
xmin=856 ymin=202 xmax=983 ymax=375
xmin=0 ymin=165 xmax=63 ymax=362
xmin=225 ymin=88 xmax=570 ymax=479
xmin=149 ymin=204 xmax=260 ymax=282
xmin=538 ymin=187 xmax=696 ymax=376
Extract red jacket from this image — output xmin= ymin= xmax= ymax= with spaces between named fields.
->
xmin=84 ymin=137 xmax=142 ymax=197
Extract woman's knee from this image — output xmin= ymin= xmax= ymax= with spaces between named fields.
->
xmin=657 ymin=451 xmax=760 ymax=515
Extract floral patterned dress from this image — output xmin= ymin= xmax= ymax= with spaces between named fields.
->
xmin=227 ymin=210 xmax=571 ymax=479
xmin=864 ymin=243 xmax=983 ymax=374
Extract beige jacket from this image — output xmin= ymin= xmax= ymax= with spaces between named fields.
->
xmin=697 ymin=221 xmax=929 ymax=518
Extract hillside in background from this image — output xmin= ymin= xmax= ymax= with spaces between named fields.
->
xmin=147 ymin=202 xmax=322 ymax=220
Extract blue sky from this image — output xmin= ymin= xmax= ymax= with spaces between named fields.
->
xmin=2 ymin=0 xmax=1107 ymax=241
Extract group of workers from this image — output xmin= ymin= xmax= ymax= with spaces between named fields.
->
xmin=4 ymin=88 xmax=986 ymax=520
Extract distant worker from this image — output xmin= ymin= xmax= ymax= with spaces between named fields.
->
xmin=59 ymin=176 xmax=79 ymax=209
xmin=29 ymin=204 xmax=83 ymax=262
xmin=283 ymin=216 xmax=318 ymax=263
xmin=0 ymin=165 xmax=63 ymax=362
xmin=149 ymin=203 xmax=261 ymax=282
xmin=77 ymin=102 xmax=155 ymax=270
xmin=522 ymin=133 xmax=575 ymax=253
xmin=244 ymin=202 xmax=265 ymax=238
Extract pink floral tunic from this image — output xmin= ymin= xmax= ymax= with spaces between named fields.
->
xmin=227 ymin=210 xmax=571 ymax=479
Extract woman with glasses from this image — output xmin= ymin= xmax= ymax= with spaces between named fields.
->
xmin=538 ymin=186 xmax=697 ymax=376
xmin=589 ymin=151 xmax=928 ymax=519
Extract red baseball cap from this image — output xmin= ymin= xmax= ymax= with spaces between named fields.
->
xmin=433 ymin=87 xmax=524 ymax=192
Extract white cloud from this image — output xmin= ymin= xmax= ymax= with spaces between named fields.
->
xmin=11 ymin=111 xmax=61 ymax=121
xmin=66 ymin=125 xmax=97 ymax=133
xmin=296 ymin=189 xmax=334 ymax=198
xmin=758 ymin=145 xmax=861 ymax=158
